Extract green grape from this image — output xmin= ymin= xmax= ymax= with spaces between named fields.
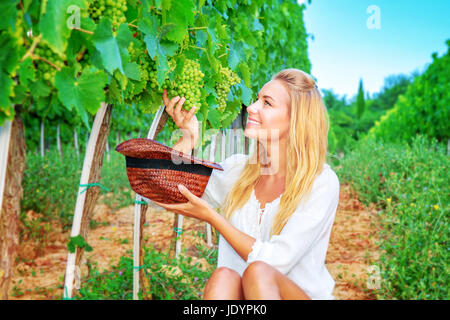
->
xmin=168 ymin=59 xmax=204 ymax=114
xmin=88 ymin=0 xmax=127 ymax=29
xmin=34 ymin=43 xmax=65 ymax=83
xmin=215 ymin=65 xmax=241 ymax=112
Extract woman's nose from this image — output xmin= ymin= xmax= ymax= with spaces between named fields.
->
xmin=246 ymin=100 xmax=259 ymax=114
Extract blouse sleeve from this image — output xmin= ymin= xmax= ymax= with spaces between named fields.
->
xmin=246 ymin=167 xmax=340 ymax=275
xmin=201 ymin=153 xmax=249 ymax=209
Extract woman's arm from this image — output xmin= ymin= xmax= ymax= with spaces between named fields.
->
xmin=206 ymin=208 xmax=256 ymax=261
xmin=172 ymin=136 xmax=195 ymax=154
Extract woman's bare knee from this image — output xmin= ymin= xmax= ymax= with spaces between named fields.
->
xmin=203 ymin=267 xmax=243 ymax=300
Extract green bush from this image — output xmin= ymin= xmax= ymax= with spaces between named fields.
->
xmin=73 ymin=244 xmax=217 ymax=300
xmin=336 ymin=135 xmax=449 ymax=299
xmin=367 ymin=40 xmax=450 ymax=144
xmin=20 ymin=143 xmax=134 ymax=234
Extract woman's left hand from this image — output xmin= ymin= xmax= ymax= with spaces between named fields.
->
xmin=152 ymin=184 xmax=215 ymax=222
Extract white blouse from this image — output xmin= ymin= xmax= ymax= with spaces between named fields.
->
xmin=201 ymin=153 xmax=340 ymax=300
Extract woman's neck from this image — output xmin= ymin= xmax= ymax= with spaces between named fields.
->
xmin=258 ymin=136 xmax=288 ymax=179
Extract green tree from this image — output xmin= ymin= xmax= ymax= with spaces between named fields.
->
xmin=356 ymin=78 xmax=365 ymax=119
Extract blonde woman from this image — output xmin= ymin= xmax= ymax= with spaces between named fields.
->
xmin=154 ymin=69 xmax=340 ymax=300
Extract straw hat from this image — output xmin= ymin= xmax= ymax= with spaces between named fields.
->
xmin=115 ymin=138 xmax=223 ymax=204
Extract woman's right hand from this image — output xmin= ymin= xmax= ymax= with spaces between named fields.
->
xmin=163 ymin=89 xmax=199 ymax=148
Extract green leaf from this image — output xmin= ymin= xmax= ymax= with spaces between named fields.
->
xmin=92 ymin=19 xmax=132 ymax=75
xmin=55 ymin=67 xmax=107 ymax=129
xmin=143 ymin=33 xmax=158 ymax=59
xmin=0 ymin=32 xmax=19 ymax=73
xmin=0 ymin=71 xmax=13 ymax=108
xmin=239 ymin=81 xmax=252 ymax=106
xmin=39 ymin=0 xmax=86 ymax=55
xmin=238 ymin=62 xmax=251 ymax=88
xmin=138 ymin=12 xmax=158 ymax=37
xmin=207 ymin=106 xmax=221 ymax=128
xmin=19 ymin=57 xmax=36 ymax=87
xmin=29 ymin=79 xmax=51 ymax=98
xmin=124 ymin=62 xmax=140 ymax=80
xmin=0 ymin=0 xmax=17 ymax=31
xmin=228 ymin=40 xmax=244 ymax=70
xmin=67 ymin=234 xmax=93 ymax=253
xmin=162 ymin=0 xmax=195 ymax=43
xmin=155 ymin=45 xmax=169 ymax=87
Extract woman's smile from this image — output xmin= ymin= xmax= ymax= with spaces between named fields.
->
xmin=247 ymin=118 xmax=261 ymax=126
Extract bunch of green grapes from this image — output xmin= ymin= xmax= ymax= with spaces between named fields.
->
xmin=34 ymin=44 xmax=65 ymax=82
xmin=88 ymin=0 xmax=127 ymax=29
xmin=216 ymin=65 xmax=241 ymax=112
xmin=164 ymin=59 xmax=204 ymax=114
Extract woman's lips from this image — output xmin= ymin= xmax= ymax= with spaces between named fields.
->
xmin=247 ymin=118 xmax=261 ymax=126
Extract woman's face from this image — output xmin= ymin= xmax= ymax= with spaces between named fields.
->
xmin=244 ymin=80 xmax=291 ymax=143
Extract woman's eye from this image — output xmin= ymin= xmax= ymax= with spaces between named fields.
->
xmin=265 ymin=100 xmax=271 ymax=106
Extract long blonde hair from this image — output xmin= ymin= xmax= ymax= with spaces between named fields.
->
xmin=220 ymin=69 xmax=330 ymax=237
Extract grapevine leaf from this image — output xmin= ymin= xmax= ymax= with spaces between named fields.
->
xmin=0 ymin=0 xmax=17 ymax=31
xmin=39 ymin=0 xmax=85 ymax=55
xmin=207 ymin=105 xmax=221 ymax=128
xmin=92 ymin=18 xmax=124 ymax=74
xmin=196 ymin=30 xmax=207 ymax=47
xmin=124 ymin=62 xmax=140 ymax=81
xmin=252 ymin=17 xmax=264 ymax=32
xmin=159 ymin=40 xmax=179 ymax=56
xmin=138 ymin=12 xmax=158 ymax=38
xmin=238 ymin=62 xmax=251 ymax=88
xmin=155 ymin=45 xmax=169 ymax=87
xmin=207 ymin=15 xmax=219 ymax=44
xmin=0 ymin=32 xmax=19 ymax=74
xmin=163 ymin=0 xmax=195 ymax=43
xmin=19 ymin=57 xmax=36 ymax=87
xmin=12 ymin=84 xmax=28 ymax=105
xmin=240 ymin=81 xmax=253 ymax=106
xmin=29 ymin=80 xmax=51 ymax=98
xmin=143 ymin=33 xmax=157 ymax=59
xmin=0 ymin=72 xmax=13 ymax=109
xmin=55 ymin=67 xmax=107 ymax=129
xmin=161 ymin=0 xmax=172 ymax=11
xmin=228 ymin=40 xmax=244 ymax=70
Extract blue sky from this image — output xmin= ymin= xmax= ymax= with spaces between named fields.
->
xmin=298 ymin=0 xmax=450 ymax=101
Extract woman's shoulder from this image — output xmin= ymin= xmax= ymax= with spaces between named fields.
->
xmin=310 ymin=163 xmax=340 ymax=194
xmin=218 ymin=153 xmax=249 ymax=171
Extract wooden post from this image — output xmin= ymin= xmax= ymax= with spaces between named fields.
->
xmin=63 ymin=102 xmax=112 ymax=299
xmin=221 ymin=130 xmax=226 ymax=160
xmin=73 ymin=127 xmax=79 ymax=161
xmin=105 ymin=140 xmax=110 ymax=162
xmin=205 ymin=134 xmax=216 ymax=247
xmin=132 ymin=105 xmax=167 ymax=300
xmin=0 ymin=108 xmax=26 ymax=299
xmin=40 ymin=120 xmax=44 ymax=157
xmin=57 ymin=122 xmax=62 ymax=158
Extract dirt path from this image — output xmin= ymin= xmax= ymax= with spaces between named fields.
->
xmin=9 ymin=183 xmax=381 ymax=300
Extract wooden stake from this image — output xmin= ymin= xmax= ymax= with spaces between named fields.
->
xmin=73 ymin=127 xmax=79 ymax=161
xmin=132 ymin=105 xmax=166 ymax=300
xmin=206 ymin=134 xmax=216 ymax=247
xmin=0 ymin=108 xmax=26 ymax=299
xmin=63 ymin=102 xmax=112 ymax=299
xmin=57 ymin=122 xmax=62 ymax=158
xmin=40 ymin=120 xmax=44 ymax=157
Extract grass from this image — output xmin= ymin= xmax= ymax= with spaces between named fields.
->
xmin=335 ymin=134 xmax=449 ymax=299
